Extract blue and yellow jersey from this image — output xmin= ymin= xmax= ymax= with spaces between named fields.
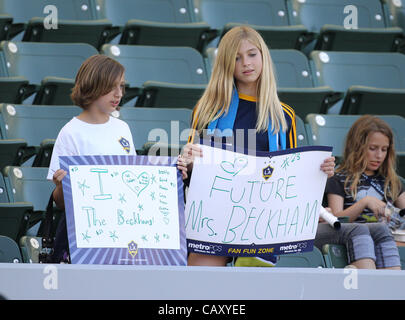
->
xmin=188 ymin=93 xmax=297 ymax=151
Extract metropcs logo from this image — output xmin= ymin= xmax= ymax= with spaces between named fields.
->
xmin=188 ymin=242 xmax=222 ymax=253
xmin=279 ymin=242 xmax=307 ymax=253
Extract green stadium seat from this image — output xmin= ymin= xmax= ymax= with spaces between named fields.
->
xmin=0 ymin=76 xmax=30 ymax=104
xmin=276 ymin=247 xmax=328 ymax=268
xmin=0 ymin=235 xmax=22 ymax=263
xmin=0 ymin=13 xmax=13 ymax=40
xmin=101 ymin=44 xmax=208 ymax=109
xmin=398 ymin=246 xmax=405 ymax=270
xmin=0 ymin=41 xmax=98 ymax=105
xmin=0 ymin=104 xmax=81 ymax=165
xmin=295 ymin=114 xmax=311 ymax=147
xmin=19 ymin=236 xmax=41 ymax=263
xmin=3 ymin=166 xmax=53 ymax=212
xmin=272 ymin=49 xmax=342 ymax=118
xmin=0 ymin=202 xmax=32 ymax=243
xmin=382 ymin=0 xmax=405 ymax=53
xmin=96 ymin=0 xmax=212 ymax=51
xmin=288 ymin=0 xmax=404 ymax=52
xmin=0 ymin=172 xmax=8 ymax=202
xmin=192 ymin=0 xmax=311 ymax=50
xmin=0 ymin=139 xmax=26 ymax=172
xmin=118 ymin=107 xmax=192 ymax=153
xmin=0 ymin=0 xmax=115 ymax=49
xmin=32 ymin=139 xmax=55 ymax=168
xmin=305 ymin=114 xmax=405 ymax=163
xmin=309 ymin=51 xmax=405 ymax=116
xmin=322 ymin=244 xmax=349 ymax=268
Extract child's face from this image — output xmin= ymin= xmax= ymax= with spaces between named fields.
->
xmin=233 ymin=39 xmax=263 ymax=92
xmin=365 ymin=131 xmax=390 ymax=175
xmin=91 ymin=73 xmax=125 ymax=114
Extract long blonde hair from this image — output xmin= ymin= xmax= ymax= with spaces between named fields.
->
xmin=192 ymin=26 xmax=287 ymax=136
xmin=337 ymin=115 xmax=401 ymax=201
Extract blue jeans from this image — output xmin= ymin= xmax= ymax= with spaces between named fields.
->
xmin=315 ymin=222 xmax=400 ymax=268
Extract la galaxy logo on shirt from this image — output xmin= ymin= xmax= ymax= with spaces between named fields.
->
xmin=119 ymin=137 xmax=130 ymax=154
xmin=262 ymin=164 xmax=274 ymax=181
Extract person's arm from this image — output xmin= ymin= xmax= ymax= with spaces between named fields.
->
xmin=52 ymin=169 xmax=67 ymax=210
xmin=328 ymin=193 xmax=386 ymax=222
xmin=394 ymin=192 xmax=405 ymax=209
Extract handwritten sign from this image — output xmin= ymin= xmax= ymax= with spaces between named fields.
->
xmin=60 ymin=155 xmax=186 ymax=265
xmin=185 ymin=144 xmax=332 ymax=256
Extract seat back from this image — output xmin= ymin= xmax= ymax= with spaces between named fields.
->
xmin=272 ymin=49 xmax=315 ymax=88
xmin=305 ymin=114 xmax=405 ymax=157
xmin=101 ymin=44 xmax=208 ymax=87
xmin=96 ymin=0 xmax=193 ymax=25
xmin=309 ymin=51 xmax=405 ymax=92
xmin=276 ymin=247 xmax=327 ymax=268
xmin=0 ymin=41 xmax=98 ymax=85
xmin=118 ymin=107 xmax=192 ymax=152
xmin=0 ymin=235 xmax=22 ymax=263
xmin=0 ymin=104 xmax=81 ymax=146
xmin=3 ymin=166 xmax=53 ymax=212
xmin=192 ymin=0 xmax=290 ymax=28
xmin=288 ymin=0 xmax=389 ymax=32
xmin=0 ymin=0 xmax=96 ymax=23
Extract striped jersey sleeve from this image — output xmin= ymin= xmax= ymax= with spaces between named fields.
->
xmin=281 ymin=102 xmax=297 ymax=149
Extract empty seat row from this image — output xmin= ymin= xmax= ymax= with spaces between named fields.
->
xmin=1 ymin=40 xmax=405 ymax=117
xmin=0 ymin=104 xmax=192 ymax=170
xmin=0 ymin=0 xmax=404 ymax=53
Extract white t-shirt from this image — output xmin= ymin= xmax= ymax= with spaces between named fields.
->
xmin=47 ymin=116 xmax=136 ymax=180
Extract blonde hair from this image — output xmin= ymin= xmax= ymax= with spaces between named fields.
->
xmin=337 ymin=115 xmax=401 ymax=202
xmin=192 ymin=26 xmax=287 ymax=135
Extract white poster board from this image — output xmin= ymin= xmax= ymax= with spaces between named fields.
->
xmin=185 ymin=145 xmax=332 ymax=256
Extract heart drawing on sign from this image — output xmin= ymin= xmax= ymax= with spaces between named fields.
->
xmin=122 ymin=170 xmax=150 ymax=197
xmin=220 ymin=156 xmax=248 ymax=176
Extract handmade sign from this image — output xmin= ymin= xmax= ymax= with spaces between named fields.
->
xmin=60 ymin=155 xmax=186 ymax=265
xmin=185 ymin=144 xmax=332 ymax=256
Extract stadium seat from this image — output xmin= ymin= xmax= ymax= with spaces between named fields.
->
xmin=3 ymin=166 xmax=54 ymax=212
xmin=19 ymin=236 xmax=41 ymax=263
xmin=0 ymin=104 xmax=81 ymax=165
xmin=305 ymin=114 xmax=405 ymax=161
xmin=32 ymin=139 xmax=55 ymax=168
xmin=0 ymin=76 xmax=30 ymax=104
xmin=96 ymin=0 xmax=213 ymax=51
xmin=0 ymin=0 xmax=115 ymax=49
xmin=0 ymin=172 xmax=8 ymax=202
xmin=192 ymin=0 xmax=310 ymax=50
xmin=0 ymin=41 xmax=98 ymax=105
xmin=295 ymin=114 xmax=312 ymax=147
xmin=382 ymin=0 xmax=405 ymax=53
xmin=276 ymin=247 xmax=328 ymax=268
xmin=0 ymin=13 xmax=13 ymax=40
xmin=101 ymin=44 xmax=208 ymax=108
xmin=205 ymin=48 xmax=342 ymax=119
xmin=322 ymin=244 xmax=348 ymax=268
xmin=288 ymin=0 xmax=404 ymax=52
xmin=398 ymin=246 xmax=405 ymax=270
xmin=272 ymin=49 xmax=342 ymax=118
xmin=0 ymin=235 xmax=22 ymax=263
xmin=309 ymin=51 xmax=405 ymax=115
xmin=0 ymin=202 xmax=32 ymax=243
xmin=118 ymin=107 xmax=192 ymax=153
xmin=0 ymin=139 xmax=26 ymax=171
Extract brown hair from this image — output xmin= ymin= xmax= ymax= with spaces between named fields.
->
xmin=337 ymin=115 xmax=401 ymax=201
xmin=71 ymin=55 xmax=125 ymax=109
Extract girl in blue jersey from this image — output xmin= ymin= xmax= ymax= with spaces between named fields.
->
xmin=178 ymin=26 xmax=335 ymax=266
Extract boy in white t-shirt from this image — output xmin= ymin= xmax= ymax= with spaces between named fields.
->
xmin=49 ymin=55 xmax=136 ymax=209
xmin=47 ymin=55 xmax=188 ymax=262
